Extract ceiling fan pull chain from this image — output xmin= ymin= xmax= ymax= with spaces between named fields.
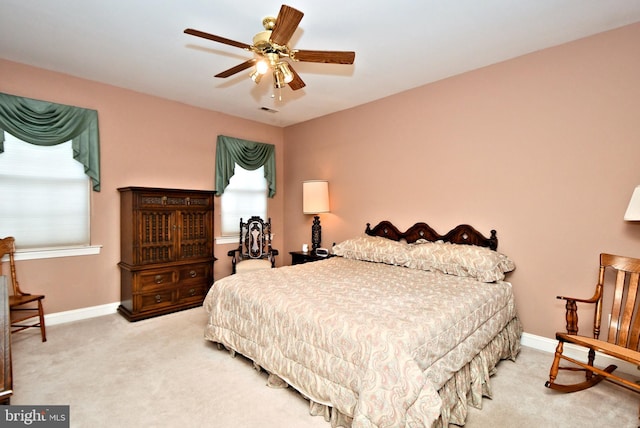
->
xmin=271 ymin=87 xmax=283 ymax=102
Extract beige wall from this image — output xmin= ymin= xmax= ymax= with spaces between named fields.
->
xmin=283 ymin=23 xmax=640 ymax=339
xmin=0 ymin=58 xmax=284 ymax=313
xmin=2 ymin=22 xmax=640 ymax=342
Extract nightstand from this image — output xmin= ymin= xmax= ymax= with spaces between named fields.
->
xmin=290 ymin=251 xmax=332 ymax=265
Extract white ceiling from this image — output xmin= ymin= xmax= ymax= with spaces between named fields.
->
xmin=2 ymin=1 xmax=640 ymax=128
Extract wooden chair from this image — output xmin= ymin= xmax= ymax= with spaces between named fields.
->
xmin=546 ymin=253 xmax=640 ymax=396
xmin=1 ymin=277 xmax=13 ymax=404
xmin=227 ymin=216 xmax=278 ymax=274
xmin=0 ymin=237 xmax=46 ymax=342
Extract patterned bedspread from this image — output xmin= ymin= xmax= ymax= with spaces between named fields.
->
xmin=204 ymin=257 xmax=519 ymax=427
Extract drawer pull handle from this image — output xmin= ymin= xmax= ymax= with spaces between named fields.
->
xmin=155 ymin=294 xmax=162 ymax=302
xmin=189 ymin=270 xmax=197 ymax=278
xmin=189 ymin=288 xmax=196 ymax=296
xmin=154 ymin=275 xmax=164 ymax=284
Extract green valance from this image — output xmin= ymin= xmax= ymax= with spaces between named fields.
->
xmin=0 ymin=92 xmax=101 ymax=191
xmin=215 ymin=135 xmax=276 ymax=198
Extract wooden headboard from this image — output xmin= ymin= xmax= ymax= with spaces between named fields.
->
xmin=365 ymin=220 xmax=498 ymax=251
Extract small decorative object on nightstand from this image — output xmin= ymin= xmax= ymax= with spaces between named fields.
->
xmin=290 ymin=251 xmax=332 ymax=265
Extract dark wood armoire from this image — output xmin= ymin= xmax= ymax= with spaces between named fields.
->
xmin=117 ymin=187 xmax=215 ymax=321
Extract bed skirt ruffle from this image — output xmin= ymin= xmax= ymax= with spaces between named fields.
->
xmin=222 ymin=316 xmax=522 ymax=428
xmin=434 ymin=316 xmax=522 ymax=427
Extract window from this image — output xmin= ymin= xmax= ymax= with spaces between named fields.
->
xmin=0 ymin=133 xmax=90 ymax=250
xmin=220 ymin=164 xmax=268 ymax=236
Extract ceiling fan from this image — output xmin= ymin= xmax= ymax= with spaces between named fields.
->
xmin=184 ymin=4 xmax=355 ymax=92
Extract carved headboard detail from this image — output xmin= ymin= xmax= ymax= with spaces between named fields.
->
xmin=365 ymin=220 xmax=498 ymax=250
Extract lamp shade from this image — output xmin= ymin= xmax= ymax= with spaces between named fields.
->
xmin=303 ymin=180 xmax=330 ymax=214
xmin=625 ymin=185 xmax=640 ymax=221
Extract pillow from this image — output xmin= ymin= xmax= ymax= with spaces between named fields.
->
xmin=332 ymin=234 xmax=411 ymax=266
xmin=407 ymin=241 xmax=515 ymax=282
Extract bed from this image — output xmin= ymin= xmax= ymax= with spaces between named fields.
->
xmin=204 ymin=221 xmax=521 ymax=427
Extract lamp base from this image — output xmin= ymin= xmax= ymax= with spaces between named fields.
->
xmin=311 ymin=215 xmax=322 ymax=251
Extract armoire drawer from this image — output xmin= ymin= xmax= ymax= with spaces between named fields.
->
xmin=137 ymin=268 xmax=178 ymax=291
xmin=177 ymin=283 xmax=209 ymax=305
xmin=137 ymin=289 xmax=175 ymax=312
xmin=178 ymin=263 xmax=210 ymax=283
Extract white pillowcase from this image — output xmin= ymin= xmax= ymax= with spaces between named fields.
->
xmin=332 ymin=234 xmax=515 ymax=282
xmin=407 ymin=241 xmax=515 ymax=282
xmin=332 ymin=234 xmax=411 ymax=267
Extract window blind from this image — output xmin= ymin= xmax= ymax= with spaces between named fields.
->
xmin=220 ymin=164 xmax=267 ymax=236
xmin=0 ymin=133 xmax=90 ymax=249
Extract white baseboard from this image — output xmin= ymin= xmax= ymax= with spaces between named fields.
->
xmin=44 ymin=301 xmax=120 ymax=326
xmin=521 ymin=331 xmax=638 ymax=376
xmin=42 ymin=305 xmax=639 ymax=377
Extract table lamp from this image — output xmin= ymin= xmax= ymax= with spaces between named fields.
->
xmin=303 ymin=180 xmax=330 ymax=251
xmin=625 ymin=185 xmax=640 ymax=221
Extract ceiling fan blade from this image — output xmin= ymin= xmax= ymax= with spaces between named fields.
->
xmin=287 ymin=64 xmax=306 ymax=91
xmin=269 ymin=5 xmax=304 ymax=46
xmin=214 ymin=59 xmax=257 ymax=78
xmin=184 ymin=28 xmax=251 ymax=50
xmin=292 ymin=49 xmax=355 ymax=64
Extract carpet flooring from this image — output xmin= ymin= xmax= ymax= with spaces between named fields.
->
xmin=9 ymin=307 xmax=640 ymax=427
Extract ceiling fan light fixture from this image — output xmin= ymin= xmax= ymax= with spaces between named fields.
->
xmin=249 ymin=69 xmax=263 ymax=84
xmin=256 ymin=59 xmax=269 ymax=74
xmin=273 ymin=69 xmax=285 ymax=89
xmin=277 ymin=62 xmax=294 ymax=84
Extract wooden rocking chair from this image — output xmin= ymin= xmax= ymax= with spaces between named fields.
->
xmin=546 ymin=253 xmax=640 ymax=396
